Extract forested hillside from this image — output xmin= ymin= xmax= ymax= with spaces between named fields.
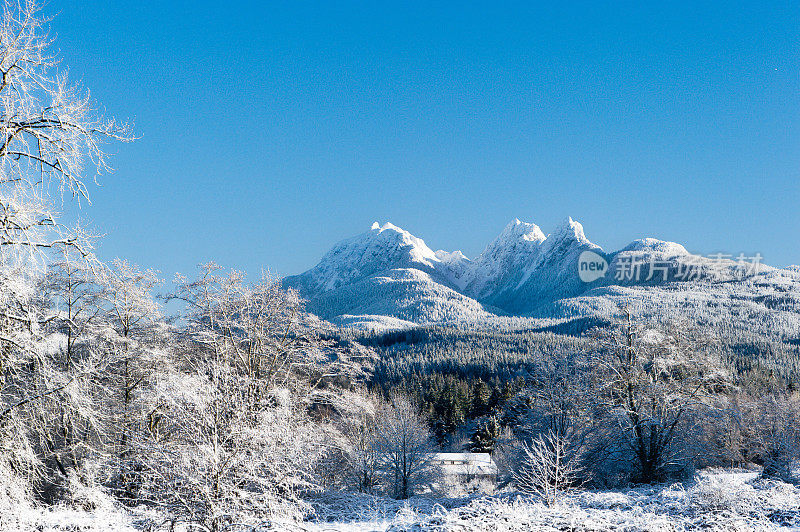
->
xmin=354 ymin=319 xmax=800 ymax=448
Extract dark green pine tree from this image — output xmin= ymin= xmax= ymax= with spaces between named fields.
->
xmin=472 ymin=380 xmax=492 ymax=416
xmin=469 ymin=416 xmax=502 ymax=454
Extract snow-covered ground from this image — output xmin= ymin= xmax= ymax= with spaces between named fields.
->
xmin=4 ymin=469 xmax=798 ymax=531
xmin=305 ymin=469 xmax=800 ymax=532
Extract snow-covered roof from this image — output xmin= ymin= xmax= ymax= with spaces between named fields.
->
xmin=430 ymin=453 xmax=498 ymax=476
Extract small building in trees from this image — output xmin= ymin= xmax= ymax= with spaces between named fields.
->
xmin=430 ymin=453 xmax=498 ymax=485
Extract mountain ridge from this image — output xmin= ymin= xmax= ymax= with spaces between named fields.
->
xmin=283 ymin=219 xmax=800 ymax=338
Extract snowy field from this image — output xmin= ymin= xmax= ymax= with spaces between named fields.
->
xmin=304 ymin=469 xmax=800 ymax=532
xmin=3 ymin=469 xmax=799 ymax=531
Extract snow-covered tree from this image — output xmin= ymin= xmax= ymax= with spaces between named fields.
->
xmin=745 ymin=393 xmax=800 ymax=481
xmin=132 ymin=264 xmax=340 ymax=529
xmin=0 ymin=0 xmax=130 ymax=506
xmin=470 ymin=416 xmax=501 ymax=454
xmin=90 ymin=259 xmax=165 ymax=502
xmin=326 ymin=390 xmax=387 ymax=494
xmin=515 ymin=430 xmax=582 ymax=506
xmin=101 ymin=260 xmax=161 ymax=450
xmin=0 ymin=0 xmax=131 ymax=262
xmin=32 ymin=248 xmax=111 ymax=500
xmin=375 ymin=393 xmax=437 ymax=499
xmin=589 ymin=307 xmax=730 ymax=483
xmin=44 ymin=246 xmax=104 ymax=365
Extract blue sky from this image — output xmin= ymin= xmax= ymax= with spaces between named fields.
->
xmin=51 ymin=1 xmax=800 ymax=278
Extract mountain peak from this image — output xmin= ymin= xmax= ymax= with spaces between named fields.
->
xmin=370 ymin=221 xmax=403 ymax=234
xmin=435 ymin=249 xmax=469 ymax=264
xmin=620 ymin=238 xmax=689 ymax=256
xmin=283 ymin=221 xmax=440 ymax=293
xmin=461 ymin=218 xmax=547 ymax=299
xmin=549 ymin=216 xmax=590 ymax=244
xmin=499 ymin=218 xmax=547 ymax=243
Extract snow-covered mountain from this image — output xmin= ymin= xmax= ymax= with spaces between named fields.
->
xmin=460 ymin=218 xmax=546 ymax=300
xmin=476 ymin=217 xmax=604 ymax=314
xmin=284 ymin=222 xmax=499 ymax=326
xmin=283 ymin=218 xmax=800 ymax=336
xmin=287 ymin=222 xmax=442 ymax=293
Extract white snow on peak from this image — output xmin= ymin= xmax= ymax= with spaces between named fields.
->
xmin=372 ymin=221 xmax=404 ymax=234
xmin=619 ymin=238 xmax=689 ymax=257
xmin=547 ymin=216 xmax=590 ymax=244
xmin=294 ymin=221 xmax=443 ymax=292
xmin=435 ymin=249 xmax=469 ymax=264
xmin=462 ymin=218 xmax=548 ymax=298
xmin=499 ymin=218 xmax=547 ymax=243
xmin=371 ymin=221 xmax=440 ymax=264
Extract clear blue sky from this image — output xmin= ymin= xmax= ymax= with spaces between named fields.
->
xmin=51 ymin=0 xmax=800 ymax=279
